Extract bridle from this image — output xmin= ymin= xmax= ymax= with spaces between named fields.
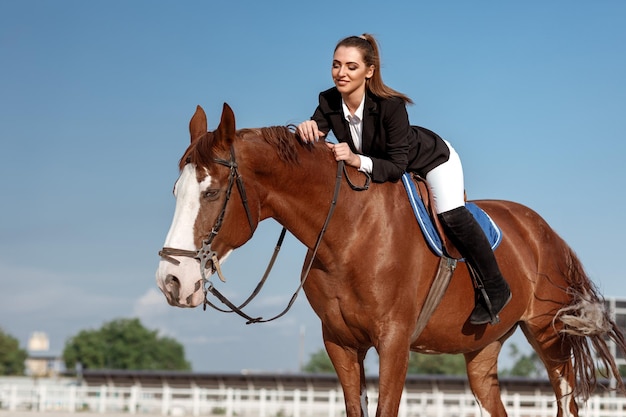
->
xmin=159 ymin=145 xmax=258 ymax=315
xmin=159 ymin=143 xmax=370 ymax=324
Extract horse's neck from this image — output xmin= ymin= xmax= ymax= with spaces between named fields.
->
xmin=242 ymin=140 xmax=404 ymax=260
xmin=265 ymin=165 xmax=396 ymax=260
xmin=256 ymin=154 xmax=349 ymax=251
xmin=268 ymin=176 xmax=340 ymax=243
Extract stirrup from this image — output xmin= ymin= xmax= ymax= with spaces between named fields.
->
xmin=478 ymin=287 xmax=499 ymax=325
xmin=470 ymin=288 xmax=512 ymax=325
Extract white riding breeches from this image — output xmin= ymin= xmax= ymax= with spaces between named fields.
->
xmin=425 ymin=140 xmax=466 ymax=214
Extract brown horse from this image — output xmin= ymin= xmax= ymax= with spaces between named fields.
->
xmin=156 ymin=104 xmax=625 ymax=417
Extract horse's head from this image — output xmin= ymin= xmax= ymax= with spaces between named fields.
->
xmin=156 ymin=104 xmax=260 ymax=307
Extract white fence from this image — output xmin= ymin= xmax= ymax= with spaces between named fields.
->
xmin=1 ymin=381 xmax=625 ymax=417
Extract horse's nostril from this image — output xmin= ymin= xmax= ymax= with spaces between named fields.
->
xmin=166 ymin=274 xmax=180 ymax=285
xmin=165 ymin=275 xmax=181 ymax=295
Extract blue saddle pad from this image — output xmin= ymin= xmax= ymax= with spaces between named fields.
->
xmin=401 ymin=173 xmax=502 ymax=258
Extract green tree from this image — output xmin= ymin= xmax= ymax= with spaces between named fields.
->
xmin=407 ymin=353 xmax=466 ymax=375
xmin=63 ymin=318 xmax=190 ymax=371
xmin=0 ymin=328 xmax=27 ymax=375
xmin=501 ymin=344 xmax=544 ymax=377
xmin=302 ymin=349 xmax=336 ymax=374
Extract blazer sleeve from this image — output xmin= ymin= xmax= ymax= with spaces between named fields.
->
xmin=311 ymin=105 xmax=330 ymax=135
xmin=369 ymin=99 xmax=410 ymax=182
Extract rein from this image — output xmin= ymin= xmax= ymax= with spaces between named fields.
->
xmin=159 ymin=147 xmax=370 ymax=324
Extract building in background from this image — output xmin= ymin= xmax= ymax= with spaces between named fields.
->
xmin=606 ymin=297 xmax=626 ymax=372
xmin=24 ymin=332 xmax=64 ymax=377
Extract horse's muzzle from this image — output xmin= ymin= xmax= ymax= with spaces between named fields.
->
xmin=155 ymin=260 xmax=205 ymax=308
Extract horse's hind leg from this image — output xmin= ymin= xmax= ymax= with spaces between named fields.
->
xmin=520 ymin=321 xmax=579 ymax=417
xmin=464 ymin=340 xmax=509 ymax=417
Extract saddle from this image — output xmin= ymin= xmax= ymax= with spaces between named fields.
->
xmin=401 ymin=173 xmax=502 ymax=260
xmin=401 ymin=173 xmax=504 ymax=336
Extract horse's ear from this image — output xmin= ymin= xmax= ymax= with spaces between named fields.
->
xmin=216 ymin=103 xmax=236 ymax=146
xmin=189 ymin=105 xmax=208 ymax=143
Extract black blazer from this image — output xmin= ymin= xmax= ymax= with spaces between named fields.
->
xmin=311 ymin=87 xmax=450 ymax=182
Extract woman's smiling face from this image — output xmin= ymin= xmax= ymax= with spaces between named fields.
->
xmin=331 ymin=46 xmax=375 ymax=99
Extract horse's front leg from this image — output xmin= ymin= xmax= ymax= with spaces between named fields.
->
xmin=323 ymin=331 xmax=369 ymax=417
xmin=376 ymin=335 xmax=411 ymax=417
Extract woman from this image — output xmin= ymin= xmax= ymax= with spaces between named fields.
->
xmin=297 ymin=34 xmax=511 ymax=325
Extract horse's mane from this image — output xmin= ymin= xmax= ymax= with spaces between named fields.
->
xmin=239 ymin=126 xmax=303 ymax=164
xmin=179 ymin=125 xmax=307 ymax=171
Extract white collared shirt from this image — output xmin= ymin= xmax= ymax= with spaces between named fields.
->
xmin=341 ymin=96 xmax=373 ymax=174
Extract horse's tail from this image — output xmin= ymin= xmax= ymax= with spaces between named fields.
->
xmin=553 ymin=247 xmax=626 ymax=400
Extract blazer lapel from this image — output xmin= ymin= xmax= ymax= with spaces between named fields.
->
xmin=329 ymin=113 xmax=353 ymax=149
xmin=361 ymin=93 xmax=379 ymax=153
xmin=320 ymin=88 xmax=374 ymax=154
xmin=323 ymin=93 xmax=354 ymax=151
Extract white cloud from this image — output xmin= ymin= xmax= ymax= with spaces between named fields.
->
xmin=133 ymin=287 xmax=170 ymax=318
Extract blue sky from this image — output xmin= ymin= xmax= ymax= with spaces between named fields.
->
xmin=1 ymin=1 xmax=625 ymax=374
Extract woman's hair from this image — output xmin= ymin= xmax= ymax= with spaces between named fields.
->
xmin=335 ymin=34 xmax=413 ymax=104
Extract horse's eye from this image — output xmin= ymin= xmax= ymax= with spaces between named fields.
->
xmin=203 ymin=189 xmax=220 ymax=200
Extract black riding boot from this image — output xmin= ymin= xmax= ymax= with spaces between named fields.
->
xmin=438 ymin=206 xmax=511 ymax=325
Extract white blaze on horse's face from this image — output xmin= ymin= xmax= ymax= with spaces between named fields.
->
xmin=156 ymin=164 xmax=211 ymax=307
xmin=166 ymin=164 xmax=209 ymax=249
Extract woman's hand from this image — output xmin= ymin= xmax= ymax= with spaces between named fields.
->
xmin=296 ymin=120 xmax=326 ymax=143
xmin=326 ymin=142 xmax=361 ymax=168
